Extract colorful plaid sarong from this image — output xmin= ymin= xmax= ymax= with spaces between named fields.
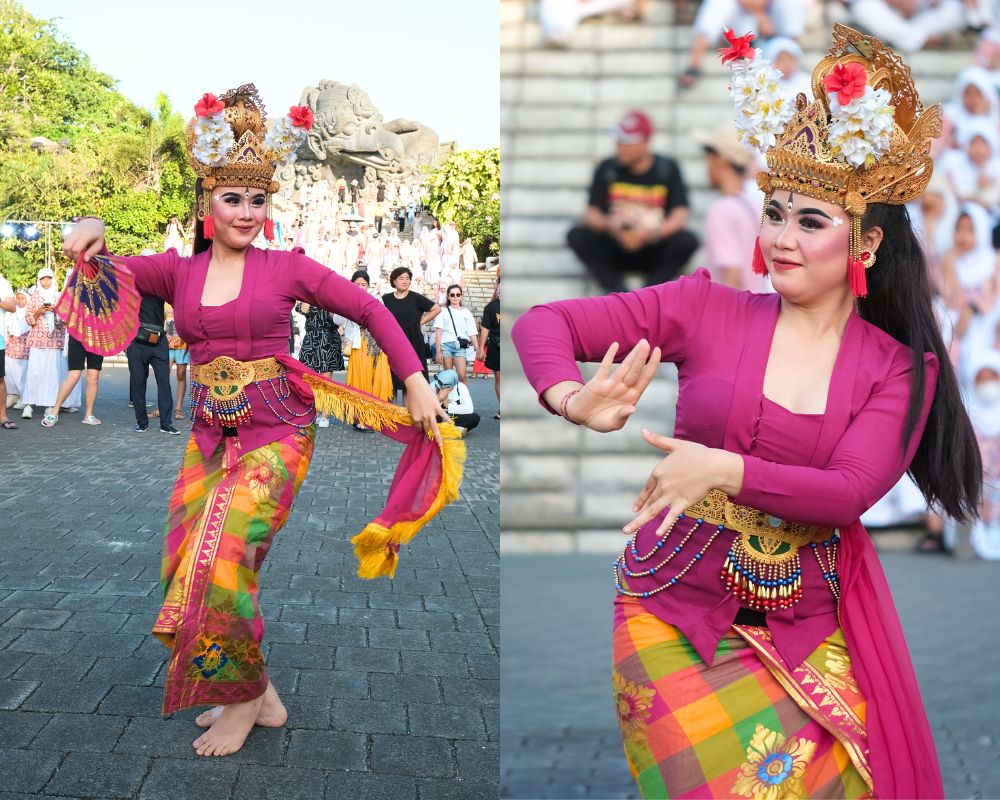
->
xmin=153 ymin=425 xmax=314 ymax=715
xmin=612 ymin=594 xmax=873 ymax=799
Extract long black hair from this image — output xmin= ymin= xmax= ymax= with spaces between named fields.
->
xmin=859 ymin=202 xmax=982 ymax=521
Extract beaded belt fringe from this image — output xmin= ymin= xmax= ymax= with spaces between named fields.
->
xmin=189 ymin=355 xmax=287 ymax=427
xmin=614 ymin=489 xmax=841 ymax=612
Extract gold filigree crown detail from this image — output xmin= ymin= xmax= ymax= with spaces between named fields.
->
xmin=185 ymin=84 xmax=280 ymax=193
xmin=758 ymin=24 xmax=942 ymax=217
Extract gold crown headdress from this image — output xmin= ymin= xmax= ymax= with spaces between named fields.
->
xmin=185 ymin=84 xmax=314 ymax=242
xmin=720 ymin=24 xmax=942 ymax=296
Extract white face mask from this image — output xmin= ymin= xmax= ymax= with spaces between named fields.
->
xmin=976 ymin=380 xmax=1000 ymax=405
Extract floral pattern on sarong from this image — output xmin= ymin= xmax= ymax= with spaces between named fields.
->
xmin=613 ymin=670 xmax=655 ymax=738
xmin=244 ymin=448 xmax=284 ymax=504
xmin=732 ymin=724 xmax=817 ymax=800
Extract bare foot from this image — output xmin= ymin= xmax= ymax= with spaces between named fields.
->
xmin=192 ymin=695 xmax=262 ymax=757
xmin=194 ymin=681 xmax=288 ymax=729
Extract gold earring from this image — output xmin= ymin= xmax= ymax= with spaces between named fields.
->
xmin=861 ymin=249 xmax=876 ymax=269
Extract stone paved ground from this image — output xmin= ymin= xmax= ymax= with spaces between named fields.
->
xmin=0 ymin=366 xmax=499 ymax=800
xmin=502 ymin=551 xmax=1000 ymax=799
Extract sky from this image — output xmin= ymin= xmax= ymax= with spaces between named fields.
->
xmin=21 ymin=0 xmax=499 ymax=150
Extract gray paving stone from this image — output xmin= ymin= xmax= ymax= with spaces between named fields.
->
xmin=4 ymin=610 xmax=71 ymax=630
xmin=335 ymin=645 xmax=399 ymax=674
xmin=60 ymin=612 xmax=129 ymax=633
xmin=286 ymin=729 xmax=366 ymax=770
xmin=408 ymin=702 xmax=488 ymax=740
xmin=0 ymin=747 xmax=62 ymax=793
xmin=21 ymin=681 xmax=110 ymax=713
xmin=98 ymin=685 xmax=163 ymax=716
xmin=401 ymin=652 xmax=471 ymax=678
xmin=234 ymin=765 xmax=327 ymax=800
xmin=371 ymin=734 xmax=454 ymax=777
xmin=467 ymin=653 xmax=500 ymax=680
xmin=5 ymin=630 xmax=83 ymax=655
xmin=0 ymin=680 xmax=38 ymax=710
xmin=441 ymin=678 xmax=500 ymax=708
xmin=326 ymin=771 xmax=417 ymax=800
xmin=0 ymin=371 xmax=499 ymax=796
xmin=0 ymin=710 xmax=50 ymax=747
xmin=31 ymin=712 xmax=129 ymax=753
xmin=456 ymin=740 xmax=500 ymax=782
xmin=304 ymin=623 xmax=365 ymax=648
xmin=370 ymin=674 xmax=442 ymax=705
xmin=419 ymin=777 xmax=498 ymax=800
xmin=138 ymin=757 xmax=238 ymax=800
xmin=267 ymin=642 xmax=335 ymax=670
xmin=45 ymin=751 xmax=148 ymax=798
xmin=331 ymin=698 xmax=407 ymax=734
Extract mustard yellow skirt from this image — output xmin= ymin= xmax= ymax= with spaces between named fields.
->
xmin=346 ymin=335 xmax=393 ymax=403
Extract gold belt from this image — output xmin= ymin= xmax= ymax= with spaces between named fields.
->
xmin=189 ymin=356 xmax=285 ymax=427
xmin=684 ymin=489 xmax=832 ymax=547
xmin=614 ymin=489 xmax=840 ymax=611
xmin=190 ymin=355 xmax=284 ymax=388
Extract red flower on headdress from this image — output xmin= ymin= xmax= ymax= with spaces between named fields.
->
xmin=288 ymin=105 xmax=315 ymax=130
xmin=194 ymin=92 xmax=225 ymax=117
xmin=823 ymin=62 xmax=868 ymax=105
xmin=718 ymin=28 xmax=755 ymax=65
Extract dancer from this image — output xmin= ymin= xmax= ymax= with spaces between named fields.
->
xmin=60 ymin=85 xmax=463 ymax=759
xmin=513 ymin=27 xmax=980 ymax=798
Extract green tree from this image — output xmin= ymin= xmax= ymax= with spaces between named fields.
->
xmin=0 ymin=1 xmax=194 ymax=289
xmin=424 ymin=148 xmax=500 ymax=258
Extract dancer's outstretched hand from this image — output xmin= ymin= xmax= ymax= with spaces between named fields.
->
xmin=565 ymin=340 xmax=661 ymax=432
xmin=62 ymin=218 xmax=106 ymax=262
xmin=404 ymin=373 xmax=448 ymax=448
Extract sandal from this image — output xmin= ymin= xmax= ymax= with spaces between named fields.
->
xmin=677 ymin=66 xmax=701 ymax=91
xmin=1 ymin=420 xmax=16 ymax=430
xmin=81 ymin=415 xmax=102 ymax=426
xmin=40 ymin=413 xmax=58 ymax=428
xmin=174 ymin=409 xmax=186 ymax=420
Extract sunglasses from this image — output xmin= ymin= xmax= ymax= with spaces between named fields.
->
xmin=449 ymin=293 xmax=462 ymax=297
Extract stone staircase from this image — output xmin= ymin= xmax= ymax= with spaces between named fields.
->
xmin=501 ymin=0 xmax=976 ymax=550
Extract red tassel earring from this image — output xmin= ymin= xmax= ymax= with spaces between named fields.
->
xmin=849 ymin=252 xmax=870 ymax=298
xmin=203 ymin=215 xmax=215 ymax=240
xmin=264 ymin=217 xmax=275 ymax=242
xmin=751 ymin=236 xmax=768 ymax=276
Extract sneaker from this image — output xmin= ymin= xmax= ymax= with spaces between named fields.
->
xmin=21 ymin=405 xmax=32 ymax=420
xmin=81 ymin=415 xmax=102 ymax=426
xmin=160 ymin=425 xmax=181 ymax=435
xmin=133 ymin=423 xmax=148 ymax=432
xmin=317 ymin=416 xmax=330 ymax=428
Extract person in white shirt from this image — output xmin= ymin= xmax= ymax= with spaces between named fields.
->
xmin=431 ymin=368 xmax=479 ymax=435
xmin=433 ymin=284 xmax=481 ymax=384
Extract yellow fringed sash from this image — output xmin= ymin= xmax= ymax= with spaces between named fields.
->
xmin=302 ymin=373 xmax=466 ymax=579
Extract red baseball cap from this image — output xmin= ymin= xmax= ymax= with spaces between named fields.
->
xmin=614 ymin=110 xmax=654 ymax=144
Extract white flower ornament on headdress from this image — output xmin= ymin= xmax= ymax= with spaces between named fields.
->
xmin=191 ymin=94 xmax=236 ymax=167
xmin=823 ymin=62 xmax=895 ymax=168
xmin=720 ymin=29 xmax=795 ymax=153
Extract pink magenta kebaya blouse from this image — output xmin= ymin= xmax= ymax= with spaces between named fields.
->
xmin=512 ymin=268 xmax=939 ymax=669
xmin=117 ymin=246 xmax=423 ymax=459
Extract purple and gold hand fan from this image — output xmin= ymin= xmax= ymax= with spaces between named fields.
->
xmin=55 ymin=254 xmax=140 ymax=356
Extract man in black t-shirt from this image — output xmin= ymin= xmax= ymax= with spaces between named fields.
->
xmin=478 ymin=282 xmax=501 ymax=417
xmin=567 ymin=109 xmax=698 ymax=293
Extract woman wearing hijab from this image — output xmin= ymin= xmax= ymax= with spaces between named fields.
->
xmin=21 ymin=268 xmax=67 ymax=420
xmin=341 ymin=270 xmax=394 ymax=421
xmin=937 ymin=119 xmax=1000 ymax=213
xmin=936 ymin=65 xmax=1000 ymax=157
xmin=4 ymin=288 xmax=30 ymax=415
xmin=940 ymin=204 xmax=999 ymax=312
xmin=959 ymin=348 xmax=1000 ymax=559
